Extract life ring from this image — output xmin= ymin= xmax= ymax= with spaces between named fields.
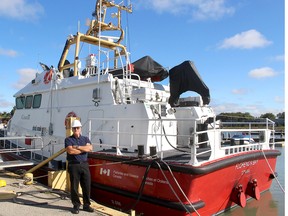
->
xmin=44 ymin=70 xmax=53 ymax=84
xmin=65 ymin=111 xmax=77 ymax=128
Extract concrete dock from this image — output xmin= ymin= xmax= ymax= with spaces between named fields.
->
xmin=0 ymin=170 xmax=131 ymax=216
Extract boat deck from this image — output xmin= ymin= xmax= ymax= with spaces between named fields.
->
xmin=94 ymin=146 xmax=211 ymax=164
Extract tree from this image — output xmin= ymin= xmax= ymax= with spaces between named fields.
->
xmin=260 ymin=113 xmax=276 ymax=120
xmin=217 ymin=112 xmax=255 ymax=122
xmin=276 ymin=112 xmax=285 ymax=119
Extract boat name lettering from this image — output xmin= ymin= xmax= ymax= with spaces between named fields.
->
xmin=21 ymin=114 xmax=30 ymax=120
xmin=241 ymin=169 xmax=250 ymax=175
xmin=235 ymin=160 xmax=258 ymax=169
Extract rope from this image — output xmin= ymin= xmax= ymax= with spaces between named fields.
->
xmin=154 ymin=161 xmax=193 ymax=216
xmin=161 ymin=160 xmax=201 ymax=216
xmin=261 ymin=149 xmax=285 ymax=193
xmin=88 ymin=158 xmax=141 ymax=167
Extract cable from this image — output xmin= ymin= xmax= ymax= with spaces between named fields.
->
xmin=161 ymin=160 xmax=201 ymax=216
xmin=122 ymin=160 xmax=154 ymax=212
xmin=261 ymin=149 xmax=285 ymax=193
xmin=154 ymin=161 xmax=192 ymax=216
xmin=150 ymin=105 xmax=189 ymax=153
xmin=13 ymin=189 xmax=70 ymax=205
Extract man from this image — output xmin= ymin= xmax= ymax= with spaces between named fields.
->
xmin=65 ymin=119 xmax=94 ymax=214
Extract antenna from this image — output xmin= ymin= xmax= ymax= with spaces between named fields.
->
xmin=78 ymin=21 xmax=81 ymax=32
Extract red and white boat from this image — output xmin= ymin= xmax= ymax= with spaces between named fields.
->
xmin=0 ymin=1 xmax=281 ymax=215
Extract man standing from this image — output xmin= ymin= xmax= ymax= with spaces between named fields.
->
xmin=65 ymin=119 xmax=94 ymax=214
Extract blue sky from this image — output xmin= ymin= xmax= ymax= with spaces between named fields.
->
xmin=0 ymin=0 xmax=285 ymax=117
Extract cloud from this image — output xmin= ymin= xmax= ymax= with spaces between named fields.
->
xmin=248 ymin=67 xmax=277 ymax=79
xmin=231 ymin=88 xmax=249 ymax=95
xmin=0 ymin=0 xmax=44 ymax=20
xmin=219 ymin=29 xmax=272 ymax=49
xmin=138 ymin=0 xmax=235 ymax=20
xmin=269 ymin=55 xmax=285 ymax=62
xmin=274 ymin=96 xmax=284 ymax=104
xmin=0 ymin=97 xmax=14 ymax=109
xmin=212 ymin=101 xmax=282 ymax=117
xmin=0 ymin=47 xmax=18 ymax=57
xmin=12 ymin=68 xmax=37 ymax=89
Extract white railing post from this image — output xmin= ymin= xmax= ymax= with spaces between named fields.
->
xmin=116 ymin=120 xmax=122 ymax=155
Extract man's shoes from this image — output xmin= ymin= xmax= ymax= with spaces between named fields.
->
xmin=83 ymin=206 xmax=94 ymax=213
xmin=71 ymin=206 xmax=80 ymax=214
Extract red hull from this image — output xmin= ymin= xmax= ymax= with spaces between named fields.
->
xmin=88 ymin=150 xmax=280 ymax=216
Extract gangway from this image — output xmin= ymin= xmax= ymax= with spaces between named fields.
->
xmin=0 ymin=160 xmax=35 ymax=169
xmin=0 ymin=134 xmax=42 ymax=169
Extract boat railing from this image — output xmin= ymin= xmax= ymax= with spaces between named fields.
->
xmin=85 ymin=117 xmax=274 ymax=165
xmin=0 ymin=134 xmax=44 ymax=161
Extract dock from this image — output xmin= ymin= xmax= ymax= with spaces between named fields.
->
xmin=0 ymin=170 xmax=132 ymax=216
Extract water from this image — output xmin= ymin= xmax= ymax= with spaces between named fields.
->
xmin=220 ymin=147 xmax=285 ymax=216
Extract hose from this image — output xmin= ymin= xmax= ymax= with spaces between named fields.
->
xmin=12 ymin=189 xmax=70 ymax=206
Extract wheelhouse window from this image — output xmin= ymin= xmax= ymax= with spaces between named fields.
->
xmin=33 ymin=94 xmax=42 ymax=108
xmin=16 ymin=94 xmax=42 ymax=109
xmin=16 ymin=96 xmax=25 ymax=109
xmin=25 ymin=95 xmax=33 ymax=109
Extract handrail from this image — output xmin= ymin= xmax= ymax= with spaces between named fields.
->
xmin=0 ymin=136 xmax=44 ymax=161
xmin=85 ymin=117 xmax=275 ymax=165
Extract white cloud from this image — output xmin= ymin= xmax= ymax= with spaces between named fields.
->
xmin=274 ymin=96 xmax=284 ymax=104
xmin=12 ymin=68 xmax=37 ymax=89
xmin=212 ymin=101 xmax=282 ymax=117
xmin=0 ymin=48 xmax=18 ymax=57
xmin=248 ymin=67 xmax=277 ymax=79
xmin=231 ymin=88 xmax=249 ymax=95
xmin=0 ymin=97 xmax=14 ymax=109
xmin=269 ymin=55 xmax=285 ymax=62
xmin=138 ymin=0 xmax=235 ymax=20
xmin=193 ymin=0 xmax=235 ymax=20
xmin=0 ymin=0 xmax=44 ymax=20
xmin=219 ymin=29 xmax=272 ymax=49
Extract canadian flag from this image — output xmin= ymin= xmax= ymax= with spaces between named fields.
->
xmin=100 ymin=168 xmax=110 ymax=176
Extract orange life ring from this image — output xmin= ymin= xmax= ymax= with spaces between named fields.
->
xmin=44 ymin=70 xmax=53 ymax=84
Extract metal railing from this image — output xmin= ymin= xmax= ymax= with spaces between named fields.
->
xmin=84 ymin=117 xmax=275 ymax=165
xmin=0 ymin=134 xmax=44 ymax=161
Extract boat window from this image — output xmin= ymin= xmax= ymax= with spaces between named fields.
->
xmin=25 ymin=95 xmax=33 ymax=109
xmin=33 ymin=94 xmax=42 ymax=108
xmin=16 ymin=96 xmax=25 ymax=109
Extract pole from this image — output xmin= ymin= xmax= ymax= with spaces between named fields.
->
xmin=24 ymin=148 xmax=66 ymax=175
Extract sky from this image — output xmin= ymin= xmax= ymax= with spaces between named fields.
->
xmin=0 ymin=0 xmax=285 ymax=117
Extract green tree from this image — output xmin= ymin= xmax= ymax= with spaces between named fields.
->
xmin=260 ymin=113 xmax=276 ymax=120
xmin=276 ymin=112 xmax=285 ymax=119
xmin=217 ymin=112 xmax=255 ymax=122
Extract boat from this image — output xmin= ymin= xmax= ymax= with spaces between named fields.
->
xmin=0 ymin=1 xmax=281 ymax=215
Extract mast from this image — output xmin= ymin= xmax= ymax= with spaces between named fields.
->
xmin=57 ymin=0 xmax=132 ymax=76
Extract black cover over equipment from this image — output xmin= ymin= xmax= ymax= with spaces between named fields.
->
xmin=109 ymin=56 xmax=168 ymax=82
xmin=168 ymin=61 xmax=210 ymax=107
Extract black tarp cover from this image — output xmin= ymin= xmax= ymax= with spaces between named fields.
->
xmin=109 ymin=56 xmax=168 ymax=82
xmin=168 ymin=61 xmax=210 ymax=107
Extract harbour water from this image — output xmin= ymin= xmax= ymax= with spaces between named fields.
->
xmin=220 ymin=147 xmax=285 ymax=216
